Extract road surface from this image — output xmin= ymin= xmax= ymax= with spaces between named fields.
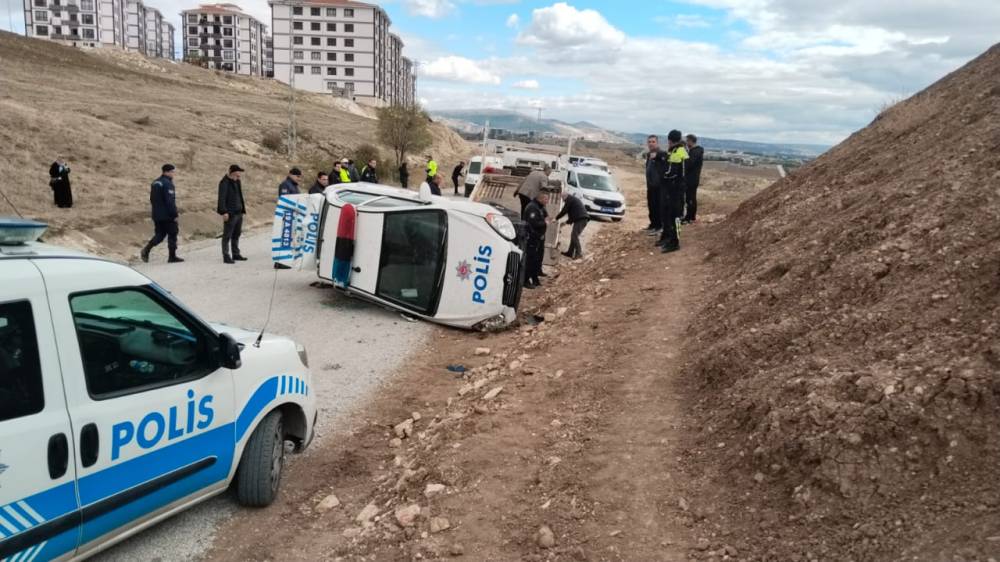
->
xmin=92 ymin=229 xmax=431 ymax=561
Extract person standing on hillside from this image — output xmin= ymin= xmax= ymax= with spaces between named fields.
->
xmin=515 ymin=165 xmax=551 ymax=218
xmin=360 ymin=159 xmax=378 ymax=183
xmin=523 ymin=192 xmax=550 ymax=289
xmin=556 ymin=190 xmax=589 ymax=259
xmin=345 ymin=159 xmax=360 ymax=182
xmin=657 ymin=130 xmax=689 ymax=254
xmin=217 ymin=164 xmax=247 ymax=264
xmin=49 ymin=159 xmax=73 ymax=208
xmin=278 ymin=168 xmax=302 ymax=196
xmin=332 ymin=160 xmax=352 ymax=184
xmin=644 ymin=135 xmax=665 ymax=235
xmin=140 ymin=164 xmax=183 ymax=264
xmin=399 ymin=162 xmax=410 ymax=189
xmin=309 ymin=172 xmax=330 ymax=194
xmin=426 ymin=155 xmax=438 ymax=182
xmin=683 ymin=134 xmax=704 ymax=224
xmin=451 ymin=161 xmax=465 ymax=196
xmin=329 ymin=162 xmax=344 ymax=185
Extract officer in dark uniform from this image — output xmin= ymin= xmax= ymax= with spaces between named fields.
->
xmin=657 ymin=130 xmax=689 ymax=254
xmin=683 ymin=134 xmax=704 ymax=224
xmin=523 ymin=192 xmax=550 ymax=289
xmin=141 ymin=164 xmax=184 ymax=263
xmin=278 ymin=168 xmax=302 ymax=196
xmin=556 ymin=190 xmax=589 ymax=259
xmin=644 ymin=135 xmax=665 ymax=234
xmin=218 ymin=164 xmax=247 ymax=264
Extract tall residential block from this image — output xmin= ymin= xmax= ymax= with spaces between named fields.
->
xmin=181 ymin=3 xmax=267 ymax=75
xmin=268 ymin=0 xmax=416 ymax=106
xmin=22 ymin=0 xmax=173 ymax=59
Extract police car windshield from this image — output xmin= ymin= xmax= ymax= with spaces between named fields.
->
xmin=576 ymin=172 xmax=616 ymax=192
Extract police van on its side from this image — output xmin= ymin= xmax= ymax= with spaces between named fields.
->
xmin=0 ymin=218 xmax=316 ymax=562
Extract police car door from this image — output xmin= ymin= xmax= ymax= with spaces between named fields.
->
xmin=0 ymin=261 xmax=81 ymax=562
xmin=39 ymin=261 xmax=236 ymax=554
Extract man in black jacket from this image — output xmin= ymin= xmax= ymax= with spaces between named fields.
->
xmin=657 ymin=130 xmax=689 ymax=254
xmin=278 ymin=168 xmax=302 ymax=196
xmin=309 ymin=172 xmax=330 ymax=194
xmin=556 ymin=191 xmax=588 ymax=259
xmin=399 ymin=162 xmax=409 ymax=189
xmin=451 ymin=161 xmax=465 ymax=196
xmin=683 ymin=134 xmax=704 ymax=224
xmin=141 ymin=164 xmax=183 ymax=263
xmin=523 ymin=193 xmax=550 ymax=288
xmin=360 ymin=159 xmax=378 ymax=183
xmin=217 ymin=164 xmax=247 ymax=264
xmin=644 ymin=135 xmax=665 ymax=234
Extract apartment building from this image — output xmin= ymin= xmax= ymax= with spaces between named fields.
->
xmin=161 ymin=21 xmax=175 ymax=59
xmin=263 ymin=35 xmax=274 ymax=77
xmin=181 ymin=3 xmax=267 ymax=75
xmin=22 ymin=0 xmax=173 ymax=59
xmin=269 ymin=0 xmax=416 ymax=106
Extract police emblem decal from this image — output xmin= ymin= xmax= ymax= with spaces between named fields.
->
xmin=455 ymin=260 xmax=472 ymax=281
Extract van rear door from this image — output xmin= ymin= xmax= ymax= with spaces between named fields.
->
xmin=0 ymin=261 xmax=80 ymax=562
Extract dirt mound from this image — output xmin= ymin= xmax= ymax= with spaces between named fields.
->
xmin=686 ymin=44 xmax=1000 ymax=559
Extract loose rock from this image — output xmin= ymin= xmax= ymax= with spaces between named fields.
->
xmin=474 ymin=347 xmax=491 ymax=356
xmin=482 ymin=386 xmax=504 ymax=401
xmin=430 ymin=516 xmax=451 ymax=534
xmin=536 ymin=525 xmax=556 ymax=548
xmin=394 ymin=504 xmax=421 ymax=527
xmin=355 ymin=502 xmax=378 ymax=524
xmin=424 ymin=483 xmax=446 ymax=497
xmin=316 ymin=493 xmax=341 ymax=512
xmin=394 ymin=418 xmax=414 ymax=439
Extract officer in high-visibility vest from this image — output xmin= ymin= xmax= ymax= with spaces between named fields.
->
xmin=426 ymin=156 xmax=438 ymax=182
xmin=656 ymin=129 xmax=688 ymax=254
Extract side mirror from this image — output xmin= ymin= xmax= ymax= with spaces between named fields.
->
xmin=218 ymin=332 xmax=242 ymax=369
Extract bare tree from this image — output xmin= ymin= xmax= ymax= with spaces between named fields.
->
xmin=376 ymin=103 xmax=433 ymax=170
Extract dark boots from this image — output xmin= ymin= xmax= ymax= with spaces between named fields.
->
xmin=140 ymin=243 xmax=153 ymax=263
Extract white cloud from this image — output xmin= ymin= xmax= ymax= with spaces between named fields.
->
xmin=421 ymin=56 xmax=502 ymax=85
xmin=674 ymin=14 xmax=712 ymax=28
xmin=403 ymin=0 xmax=456 ymax=19
xmin=512 ymin=79 xmax=540 ymax=89
xmin=506 ymin=13 xmax=520 ymax=28
xmin=517 ymin=2 xmax=625 ymax=61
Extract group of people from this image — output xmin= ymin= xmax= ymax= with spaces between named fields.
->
xmin=277 ymin=159 xmax=380 ymax=198
xmin=644 ymin=131 xmax=704 ymax=253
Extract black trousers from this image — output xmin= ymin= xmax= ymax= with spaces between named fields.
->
xmin=52 ymin=181 xmax=73 ymax=208
xmin=566 ymin=219 xmax=588 ymax=258
xmin=525 ymin=235 xmax=545 ymax=282
xmin=222 ymin=212 xmax=244 ymax=259
xmin=148 ymin=219 xmax=178 ymax=252
xmin=684 ymin=180 xmax=700 ymax=222
xmin=518 ymin=194 xmax=531 ymax=218
xmin=646 ymin=185 xmax=661 ymax=229
xmin=658 ymin=183 xmax=685 ymax=247
xmin=453 ymin=178 xmax=461 ymax=194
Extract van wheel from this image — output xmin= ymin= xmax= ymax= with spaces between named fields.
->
xmin=235 ymin=410 xmax=284 ymax=507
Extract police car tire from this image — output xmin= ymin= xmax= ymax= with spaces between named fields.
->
xmin=235 ymin=410 xmax=285 ymax=507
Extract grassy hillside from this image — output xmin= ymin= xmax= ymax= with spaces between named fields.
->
xmin=0 ymin=31 xmax=470 ymax=256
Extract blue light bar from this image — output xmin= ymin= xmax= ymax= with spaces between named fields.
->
xmin=0 ymin=217 xmax=48 ymax=245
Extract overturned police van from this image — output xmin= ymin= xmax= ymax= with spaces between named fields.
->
xmin=271 ymin=183 xmax=525 ymax=331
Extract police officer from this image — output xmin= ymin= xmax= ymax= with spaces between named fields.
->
xmin=451 ymin=161 xmax=465 ymax=195
xmin=360 ymin=159 xmax=378 ymax=183
xmin=556 ymin=190 xmax=588 ymax=259
xmin=309 ymin=172 xmax=330 ymax=194
xmin=399 ymin=162 xmax=410 ymax=189
xmin=426 ymin=155 xmax=438 ymax=182
xmin=683 ymin=134 xmax=704 ymax=224
xmin=141 ymin=164 xmax=184 ymax=263
xmin=644 ymin=135 xmax=665 ymax=235
xmin=278 ymin=167 xmax=302 ymax=196
xmin=523 ymin=192 xmax=550 ymax=289
xmin=218 ymin=164 xmax=247 ymax=264
xmin=656 ymin=130 xmax=689 ymax=254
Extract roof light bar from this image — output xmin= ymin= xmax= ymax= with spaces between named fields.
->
xmin=0 ymin=217 xmax=49 ymax=245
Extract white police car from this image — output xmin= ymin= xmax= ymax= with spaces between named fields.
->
xmin=0 ymin=218 xmax=316 ymax=561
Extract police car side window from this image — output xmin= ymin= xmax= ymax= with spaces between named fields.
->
xmin=0 ymin=300 xmax=45 ymax=422
xmin=70 ymin=288 xmax=215 ymax=399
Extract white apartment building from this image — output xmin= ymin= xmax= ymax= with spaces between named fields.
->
xmin=161 ymin=21 xmax=175 ymax=58
xmin=181 ymin=4 xmax=267 ymax=75
xmin=269 ymin=0 xmax=416 ymax=106
xmin=22 ymin=0 xmax=173 ymax=59
xmin=263 ymin=35 xmax=274 ymax=77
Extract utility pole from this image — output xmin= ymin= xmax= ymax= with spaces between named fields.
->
xmin=287 ymin=63 xmax=297 ymax=160
xmin=536 ymin=106 xmax=544 ymax=123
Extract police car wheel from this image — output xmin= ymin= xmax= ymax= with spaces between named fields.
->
xmin=235 ymin=410 xmax=285 ymax=507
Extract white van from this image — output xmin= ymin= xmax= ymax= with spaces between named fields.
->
xmin=272 ymin=183 xmax=525 ymax=331
xmin=0 ymin=218 xmax=315 ymax=561
xmin=464 ymin=156 xmax=504 ymax=196
xmin=558 ymin=166 xmax=627 ymax=221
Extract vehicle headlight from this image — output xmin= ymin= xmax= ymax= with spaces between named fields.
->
xmin=296 ymin=343 xmax=309 ymax=368
xmin=485 ymin=213 xmax=517 ymax=240
xmin=583 ymin=195 xmax=597 ymax=201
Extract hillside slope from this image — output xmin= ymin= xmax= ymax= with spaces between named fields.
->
xmin=0 ymin=31 xmax=469 ymax=255
xmin=686 ymin=43 xmax=1000 ymax=559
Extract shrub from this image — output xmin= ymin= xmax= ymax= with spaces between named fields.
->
xmin=261 ymin=130 xmax=286 ymax=154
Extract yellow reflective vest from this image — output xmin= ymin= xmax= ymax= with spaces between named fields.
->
xmin=426 ymin=160 xmax=438 ymax=178
xmin=339 ymin=168 xmax=352 ymax=183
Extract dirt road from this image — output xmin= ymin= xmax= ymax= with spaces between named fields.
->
xmin=93 ymin=229 xmax=432 ymax=561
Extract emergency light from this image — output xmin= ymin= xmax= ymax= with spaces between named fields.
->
xmin=0 ymin=217 xmax=48 ymax=245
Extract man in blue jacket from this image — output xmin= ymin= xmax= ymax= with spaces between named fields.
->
xmin=278 ymin=168 xmax=302 ymax=196
xmin=141 ymin=164 xmax=184 ymax=263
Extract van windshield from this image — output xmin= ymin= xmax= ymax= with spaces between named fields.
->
xmin=468 ymin=162 xmax=482 ymax=174
xmin=576 ymin=173 xmax=617 ymax=192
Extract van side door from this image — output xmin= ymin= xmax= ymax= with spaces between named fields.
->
xmin=0 ymin=261 xmax=80 ymax=562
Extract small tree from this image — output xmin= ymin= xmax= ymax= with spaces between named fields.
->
xmin=376 ymin=103 xmax=433 ymax=170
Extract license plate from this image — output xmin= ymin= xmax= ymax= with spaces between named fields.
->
xmin=600 ymin=207 xmax=616 ymax=214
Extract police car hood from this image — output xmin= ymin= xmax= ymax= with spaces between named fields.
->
xmin=208 ymin=322 xmax=289 ymax=346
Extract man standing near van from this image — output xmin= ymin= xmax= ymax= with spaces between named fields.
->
xmin=515 ymin=165 xmax=551 ymax=218
xmin=451 ymin=161 xmax=465 ymax=196
xmin=141 ymin=163 xmax=183 ymax=263
xmin=556 ymin=190 xmax=588 ymax=259
xmin=683 ymin=134 xmax=704 ymax=224
xmin=218 ymin=164 xmax=247 ymax=264
xmin=644 ymin=135 xmax=664 ymax=234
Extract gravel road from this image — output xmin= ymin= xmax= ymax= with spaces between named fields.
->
xmin=92 ymin=229 xmax=431 ymax=561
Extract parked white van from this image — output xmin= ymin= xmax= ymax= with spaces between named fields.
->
xmin=556 ymin=166 xmax=627 ymax=221
xmin=464 ymin=156 xmax=505 ymax=196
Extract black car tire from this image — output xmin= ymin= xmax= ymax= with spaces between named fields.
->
xmin=235 ymin=410 xmax=284 ymax=507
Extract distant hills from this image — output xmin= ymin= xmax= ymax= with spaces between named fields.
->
xmin=430 ymin=109 xmax=830 ymax=158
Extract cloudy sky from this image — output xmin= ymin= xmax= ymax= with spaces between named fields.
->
xmin=3 ymin=0 xmax=997 ymax=144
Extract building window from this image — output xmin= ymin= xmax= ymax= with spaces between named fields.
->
xmin=310 ymin=7 xmax=319 ymax=16
xmin=326 ymin=7 xmax=336 ymax=16
xmin=222 ymin=16 xmax=232 ymax=24
xmin=83 ymin=28 xmax=94 ymax=38
xmin=80 ymin=0 xmax=93 ymax=9
xmin=326 ymin=37 xmax=336 ymax=46
xmin=34 ymin=10 xmax=47 ymax=20
xmin=292 ymin=36 xmax=303 ymax=45
xmin=344 ymin=68 xmax=354 ymax=76
xmin=223 ymin=39 xmax=233 ymax=47
xmin=326 ymin=23 xmax=335 ymax=32
xmin=292 ymin=21 xmax=302 ymax=30
xmin=344 ymin=82 xmax=354 ymax=91
xmin=344 ymin=8 xmax=354 ymax=17
xmin=344 ymin=24 xmax=353 ymax=32
xmin=52 ymin=25 xmax=61 ymax=34
xmin=293 ymin=65 xmax=304 ymax=74
xmin=187 ymin=13 xmax=197 ymax=23
xmin=310 ymin=66 xmax=320 ymax=74
xmin=326 ymin=52 xmax=336 ymax=61
xmin=223 ymin=27 xmax=232 ymax=36
xmin=188 ymin=37 xmax=198 ymax=46
xmin=326 ymin=81 xmax=337 ymax=89
xmin=188 ymin=25 xmax=197 ymax=34
xmin=310 ymin=22 xmax=319 ymax=31
xmin=310 ymin=37 xmax=320 ymax=46
xmin=344 ymin=39 xmax=354 ymax=47
xmin=310 ymin=51 xmax=320 ymax=60
xmin=292 ymin=6 xmax=301 ymax=15
xmin=292 ymin=50 xmax=303 ymax=59
xmin=82 ymin=13 xmax=93 ymax=24
xmin=223 ymin=50 xmax=234 ymax=60
xmin=35 ymin=24 xmax=48 ymax=35
xmin=326 ymin=67 xmax=336 ymax=75
xmin=344 ymin=53 xmax=354 ymax=62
